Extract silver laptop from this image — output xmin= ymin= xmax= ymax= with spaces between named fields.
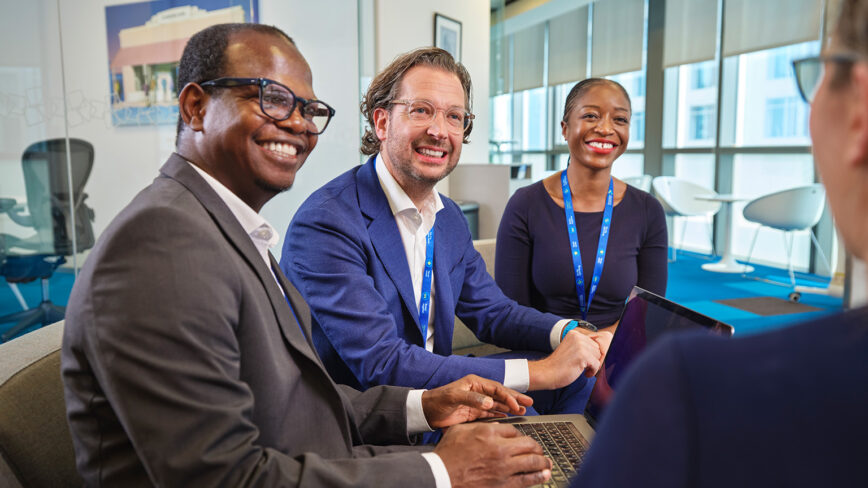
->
xmin=489 ymin=286 xmax=734 ymax=487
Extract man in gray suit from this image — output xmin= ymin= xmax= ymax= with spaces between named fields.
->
xmin=61 ymin=23 xmax=552 ymax=487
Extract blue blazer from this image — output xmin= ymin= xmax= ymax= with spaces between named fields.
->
xmin=281 ymin=157 xmax=562 ymax=390
xmin=573 ymin=306 xmax=868 ymax=488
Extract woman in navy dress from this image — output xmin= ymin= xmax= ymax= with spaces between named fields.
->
xmin=496 ymin=78 xmax=668 ymax=331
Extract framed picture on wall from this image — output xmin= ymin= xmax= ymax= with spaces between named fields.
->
xmin=434 ymin=13 xmax=462 ymax=63
xmin=105 ymin=0 xmax=259 ymax=127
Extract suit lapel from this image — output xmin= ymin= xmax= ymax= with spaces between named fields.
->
xmin=357 ymin=158 xmax=422 ymax=335
xmin=161 ymin=154 xmax=322 ymax=366
xmin=431 ymin=212 xmax=455 ymax=355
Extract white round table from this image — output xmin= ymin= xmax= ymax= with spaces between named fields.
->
xmin=695 ymin=194 xmax=754 ymax=274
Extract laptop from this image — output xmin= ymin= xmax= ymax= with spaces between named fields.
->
xmin=489 ymin=286 xmax=734 ymax=487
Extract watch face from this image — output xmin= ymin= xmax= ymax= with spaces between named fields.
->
xmin=577 ymin=319 xmax=598 ymax=332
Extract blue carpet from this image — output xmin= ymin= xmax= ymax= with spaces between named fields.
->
xmin=666 ymin=250 xmax=842 ymax=336
xmin=0 ymin=269 xmax=75 ymax=342
xmin=0 ymin=251 xmax=845 ymax=341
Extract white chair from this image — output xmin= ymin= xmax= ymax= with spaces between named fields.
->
xmin=622 ymin=175 xmax=652 ymax=192
xmin=741 ymin=184 xmax=830 ymax=295
xmin=652 ymin=176 xmax=721 ymax=261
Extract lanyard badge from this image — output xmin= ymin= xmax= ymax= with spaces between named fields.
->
xmin=418 ymin=228 xmax=435 ymax=343
xmin=561 ymin=170 xmax=614 ymax=321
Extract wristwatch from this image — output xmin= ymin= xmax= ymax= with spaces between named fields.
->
xmin=561 ymin=319 xmax=598 ymax=340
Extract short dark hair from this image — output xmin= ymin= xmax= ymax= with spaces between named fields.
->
xmin=175 ymin=23 xmax=295 ymax=141
xmin=562 ymin=78 xmax=632 ymax=123
xmin=360 ymin=47 xmax=473 ymax=155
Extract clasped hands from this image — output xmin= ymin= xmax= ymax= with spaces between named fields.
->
xmin=528 ymin=327 xmax=612 ymax=391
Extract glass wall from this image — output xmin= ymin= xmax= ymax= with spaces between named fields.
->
xmin=0 ymin=0 xmax=364 ymax=342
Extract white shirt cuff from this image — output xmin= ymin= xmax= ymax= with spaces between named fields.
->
xmin=551 ymin=319 xmax=573 ymax=349
xmin=406 ymin=389 xmax=433 ymax=434
xmin=503 ymin=359 xmax=529 ymax=392
xmin=421 ymin=452 xmax=452 ymax=488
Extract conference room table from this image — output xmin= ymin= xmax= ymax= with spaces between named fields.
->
xmin=694 ymin=194 xmax=754 ymax=274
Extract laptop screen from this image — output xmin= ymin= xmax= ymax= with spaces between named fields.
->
xmin=584 ymin=286 xmax=733 ymax=425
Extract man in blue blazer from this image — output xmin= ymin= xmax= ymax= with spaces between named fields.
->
xmin=573 ymin=0 xmax=868 ymax=485
xmin=282 ymin=48 xmax=611 ymax=416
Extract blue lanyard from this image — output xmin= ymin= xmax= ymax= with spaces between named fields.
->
xmin=418 ymin=228 xmax=435 ymax=344
xmin=561 ymin=170 xmax=614 ymax=321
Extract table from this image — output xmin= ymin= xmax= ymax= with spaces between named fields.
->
xmin=695 ymin=194 xmax=754 ymax=274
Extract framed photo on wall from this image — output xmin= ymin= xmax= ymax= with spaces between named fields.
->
xmin=434 ymin=13 xmax=462 ymax=63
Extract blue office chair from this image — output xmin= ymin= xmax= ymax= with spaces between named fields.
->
xmin=0 ymin=138 xmax=95 ymax=342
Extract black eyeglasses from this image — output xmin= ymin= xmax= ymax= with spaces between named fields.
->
xmin=200 ymin=77 xmax=336 ymax=134
xmin=792 ymin=53 xmax=866 ymax=104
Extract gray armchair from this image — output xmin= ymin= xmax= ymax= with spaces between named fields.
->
xmin=0 ymin=321 xmax=81 ymax=487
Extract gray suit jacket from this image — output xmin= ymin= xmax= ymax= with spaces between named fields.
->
xmin=61 ymin=154 xmax=434 ymax=487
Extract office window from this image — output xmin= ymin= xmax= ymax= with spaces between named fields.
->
xmin=490 ymin=93 xmax=513 ymax=163
xmin=513 ymin=87 xmax=547 ymax=151
xmin=689 ymin=105 xmax=714 ymax=141
xmin=767 ymin=52 xmax=791 ymax=79
xmin=765 ymin=96 xmax=808 ymax=139
xmin=692 ymin=63 xmax=715 ymax=89
xmin=722 ymin=41 xmax=818 ymax=147
xmin=607 ymin=70 xmax=646 ymax=150
xmin=663 ymin=61 xmax=718 ymax=149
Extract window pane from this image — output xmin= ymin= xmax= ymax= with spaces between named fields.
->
xmin=512 ymin=87 xmax=547 ymax=151
xmin=722 ymin=41 xmax=818 ymax=147
xmin=730 ymin=154 xmax=816 ymax=269
xmin=607 ymin=70 xmax=645 ymax=150
xmin=672 ymin=154 xmax=716 ymax=253
xmin=490 ymin=93 xmax=513 ymax=163
xmin=663 ymin=60 xmax=717 ymax=148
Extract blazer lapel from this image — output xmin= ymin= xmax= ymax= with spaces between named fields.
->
xmin=357 ymin=158 xmax=422 ymax=336
xmin=431 ymin=213 xmax=455 ymax=355
xmin=161 ymin=154 xmax=321 ymax=365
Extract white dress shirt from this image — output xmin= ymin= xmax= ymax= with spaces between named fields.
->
xmin=374 ymin=155 xmax=541 ymax=392
xmin=188 ymin=162 xmax=450 ymax=487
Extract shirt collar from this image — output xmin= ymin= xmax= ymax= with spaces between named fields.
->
xmin=187 ymin=161 xmax=280 ymax=251
xmin=374 ymin=153 xmax=444 ymax=218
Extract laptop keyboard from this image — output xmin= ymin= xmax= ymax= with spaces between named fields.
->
xmin=515 ymin=421 xmax=588 ymax=488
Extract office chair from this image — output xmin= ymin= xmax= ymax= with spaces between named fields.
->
xmin=741 ymin=184 xmax=830 ymax=300
xmin=0 ymin=321 xmax=82 ymax=487
xmin=652 ymin=176 xmax=720 ymax=261
xmin=0 ymin=138 xmax=95 ymax=342
xmin=622 ymin=175 xmax=652 ymax=192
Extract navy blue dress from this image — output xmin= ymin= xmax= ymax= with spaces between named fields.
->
xmin=495 ymin=180 xmax=668 ymax=327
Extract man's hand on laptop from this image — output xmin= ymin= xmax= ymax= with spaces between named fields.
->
xmin=435 ymin=422 xmax=552 ymax=488
xmin=422 ymin=374 xmax=533 ymax=428
xmin=528 ymin=330 xmax=606 ymax=390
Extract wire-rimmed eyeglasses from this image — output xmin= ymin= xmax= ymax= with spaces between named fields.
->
xmin=792 ymin=53 xmax=867 ymax=104
xmin=390 ymin=99 xmax=474 ymax=134
xmin=200 ymin=77 xmax=335 ymax=135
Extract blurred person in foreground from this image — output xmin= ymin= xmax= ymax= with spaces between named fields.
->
xmin=573 ymin=1 xmax=868 ymax=486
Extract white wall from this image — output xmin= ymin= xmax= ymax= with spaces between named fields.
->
xmin=375 ymin=0 xmax=491 ymax=168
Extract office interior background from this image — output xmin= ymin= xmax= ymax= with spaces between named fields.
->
xmin=0 ymin=0 xmax=864 ymax=343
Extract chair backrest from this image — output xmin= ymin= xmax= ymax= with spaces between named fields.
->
xmin=652 ymin=176 xmax=721 ymax=217
xmin=21 ymin=138 xmax=96 ymax=255
xmin=742 ymin=183 xmax=826 ymax=231
xmin=0 ymin=321 xmax=81 ymax=488
xmin=622 ymin=175 xmax=652 ymax=192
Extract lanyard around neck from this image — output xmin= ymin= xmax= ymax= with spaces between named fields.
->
xmin=561 ymin=170 xmax=614 ymax=321
xmin=418 ymin=228 xmax=435 ymax=343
